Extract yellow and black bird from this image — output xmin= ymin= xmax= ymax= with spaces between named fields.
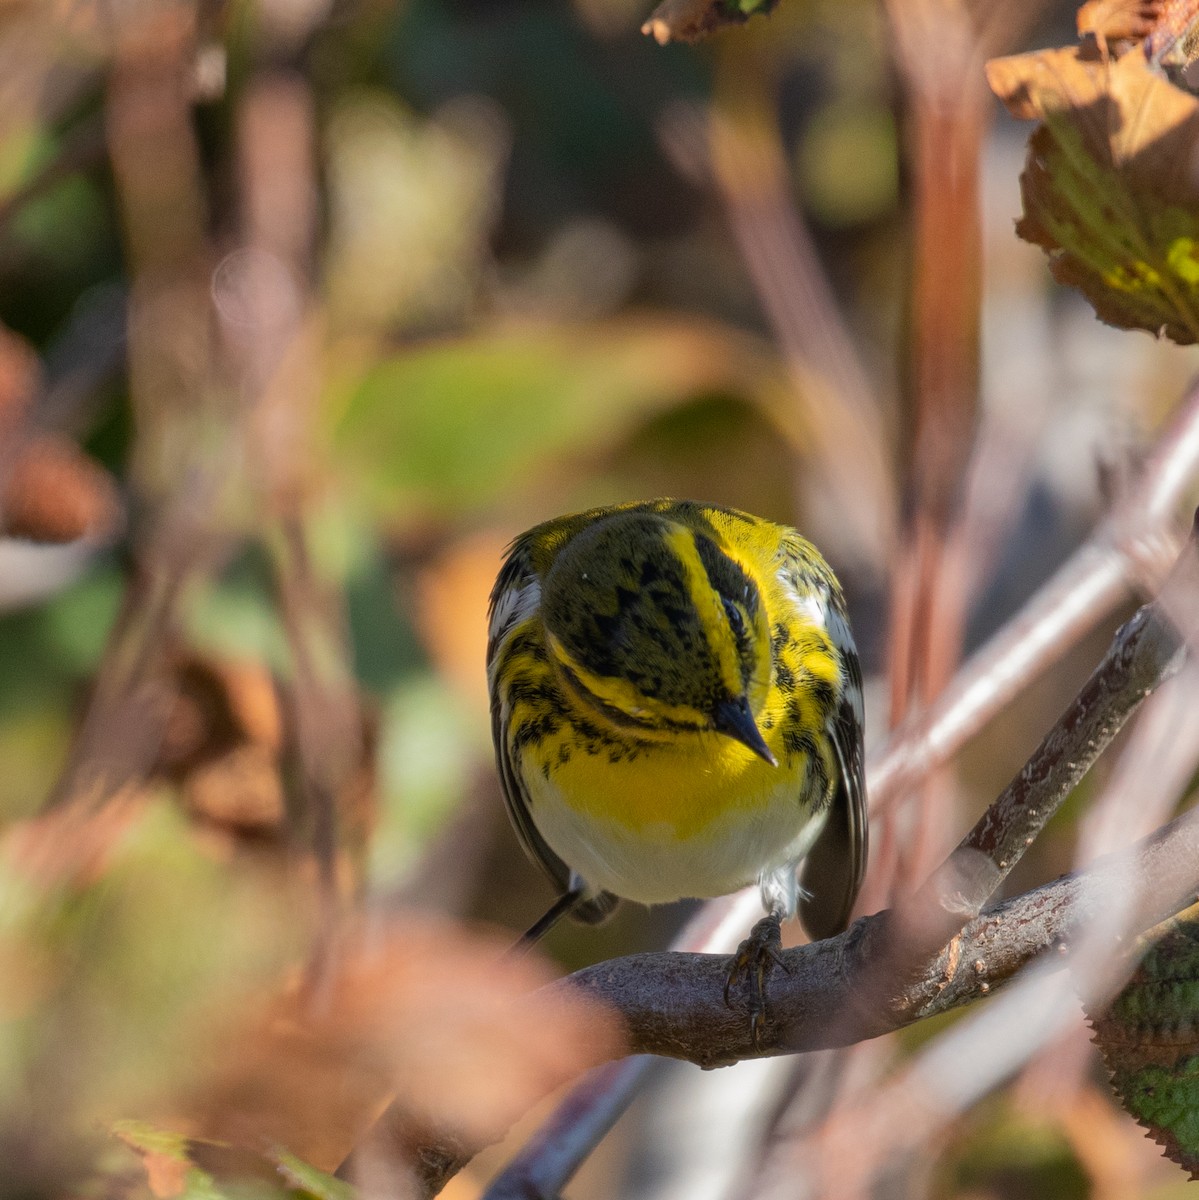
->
xmin=486 ymin=499 xmax=867 ymax=1032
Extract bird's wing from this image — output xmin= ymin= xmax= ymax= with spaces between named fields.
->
xmin=487 ymin=539 xmax=573 ymax=897
xmin=487 ymin=536 xmax=617 ymax=925
xmin=744 ymin=522 xmax=868 ymax=942
xmin=798 ymin=594 xmax=868 ymax=940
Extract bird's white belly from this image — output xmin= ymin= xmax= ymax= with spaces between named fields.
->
xmin=525 ymin=770 xmax=829 ymax=907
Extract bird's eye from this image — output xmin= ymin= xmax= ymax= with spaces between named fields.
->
xmin=722 ymin=596 xmax=745 ymax=637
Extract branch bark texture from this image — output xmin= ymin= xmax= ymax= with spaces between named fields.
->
xmin=557 ymin=805 xmax=1199 ymax=1067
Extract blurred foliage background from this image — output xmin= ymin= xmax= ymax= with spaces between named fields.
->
xmin=1 ymin=0 xmax=1198 ymax=1197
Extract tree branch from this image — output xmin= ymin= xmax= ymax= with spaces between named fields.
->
xmin=870 ymin=378 xmax=1199 ymax=812
xmin=479 ymin=1058 xmax=660 ymax=1200
xmin=911 ymin=581 xmax=1191 ymax=955
xmin=557 ymin=804 xmax=1199 ymax=1066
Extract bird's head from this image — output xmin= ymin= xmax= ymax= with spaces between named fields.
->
xmin=541 ymin=510 xmax=776 ymax=763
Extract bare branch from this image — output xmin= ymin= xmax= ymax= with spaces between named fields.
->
xmin=479 ymin=1059 xmax=658 ymax=1200
xmin=558 ymin=804 xmax=1199 ymax=1067
xmin=872 ymin=379 xmax=1199 ymax=812
xmin=910 ymin=595 xmax=1188 ymax=954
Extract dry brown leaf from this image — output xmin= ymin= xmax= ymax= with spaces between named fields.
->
xmin=987 ymin=46 xmax=1199 ymax=342
xmin=155 ymin=654 xmax=288 ymax=836
xmin=184 ymin=744 xmax=286 ymax=833
xmin=2 ymin=434 xmax=122 ymax=543
xmin=641 ymin=0 xmax=777 ymax=43
xmin=642 ymin=0 xmax=728 ymax=44
xmin=1078 ymin=0 xmax=1165 ymax=44
xmin=159 ymin=655 xmax=282 ymax=760
xmin=188 ymin=917 xmax=623 ymax=1172
xmin=2 ymin=790 xmax=148 ymax=891
xmin=0 ymin=325 xmax=40 ymax=433
xmin=141 ymin=1150 xmax=189 ymax=1198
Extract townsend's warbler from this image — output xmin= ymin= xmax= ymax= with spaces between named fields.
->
xmin=487 ymin=500 xmax=867 ymax=1031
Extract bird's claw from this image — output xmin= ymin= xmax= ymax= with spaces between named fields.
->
xmin=724 ymin=913 xmax=789 ymax=1047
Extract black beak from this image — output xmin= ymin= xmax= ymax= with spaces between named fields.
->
xmin=711 ymin=695 xmax=777 ymax=766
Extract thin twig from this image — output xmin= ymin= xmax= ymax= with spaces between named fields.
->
xmin=656 ymin=98 xmax=894 ymax=574
xmin=479 ymin=1059 xmax=659 ymax=1200
xmin=910 ymin=595 xmax=1188 ymax=956
xmin=473 ymin=898 xmax=750 ymax=1200
xmin=0 ymin=115 xmax=106 ymax=237
xmin=762 ymin=691 xmax=1199 ymax=1200
xmin=46 ymin=18 xmax=230 ymax=812
xmin=871 ymin=377 xmax=1199 ymax=810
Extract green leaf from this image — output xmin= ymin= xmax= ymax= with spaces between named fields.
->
xmin=1088 ymin=903 xmax=1199 ymax=1180
xmin=270 ymin=1148 xmax=357 ymax=1200
xmin=112 ymin=1124 xmax=358 ymax=1199
xmin=330 ymin=317 xmax=783 ymax=525
xmin=112 ymin=1118 xmax=194 ymax=1161
xmin=111 ymin=1121 xmax=230 ymax=1200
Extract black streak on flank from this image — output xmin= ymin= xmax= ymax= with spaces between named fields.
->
xmin=506 ymin=630 xmax=549 ymax=663
xmin=808 ymin=757 xmax=830 ymax=807
xmin=506 ymin=676 xmax=568 ymax=718
xmin=513 ymin=714 xmax=562 ymax=751
xmin=782 ymin=696 xmax=818 ymax=759
xmin=808 ymin=678 xmax=836 ymax=712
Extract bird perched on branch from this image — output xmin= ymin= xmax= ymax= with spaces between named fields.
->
xmin=487 ymin=499 xmax=867 ymax=1038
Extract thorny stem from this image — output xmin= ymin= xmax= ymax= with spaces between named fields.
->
xmin=911 ymin=593 xmax=1190 ymax=956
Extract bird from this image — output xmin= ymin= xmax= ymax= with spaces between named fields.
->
xmin=486 ymin=499 xmax=867 ymax=1038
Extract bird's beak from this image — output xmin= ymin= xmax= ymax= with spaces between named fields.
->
xmin=712 ymin=695 xmax=777 ymax=766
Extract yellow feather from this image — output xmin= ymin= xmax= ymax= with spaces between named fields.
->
xmin=487 ymin=499 xmax=866 ymax=925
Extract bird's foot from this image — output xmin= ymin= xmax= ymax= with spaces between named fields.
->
xmin=724 ymin=912 xmax=789 ymax=1048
